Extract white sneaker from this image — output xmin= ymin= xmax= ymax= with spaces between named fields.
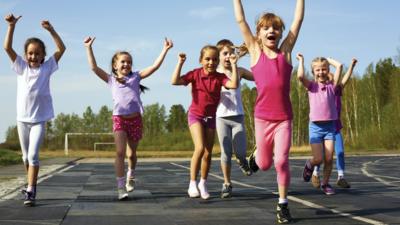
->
xmin=118 ymin=188 xmax=129 ymax=200
xmin=198 ymin=181 xmax=210 ymax=200
xmin=188 ymin=183 xmax=200 ymax=198
xmin=126 ymin=178 xmax=135 ymax=192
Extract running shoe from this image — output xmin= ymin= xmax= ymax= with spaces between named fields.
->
xmin=239 ymin=160 xmax=253 ymax=176
xmin=321 ymin=184 xmax=335 ymax=195
xmin=336 ymin=178 xmax=351 ymax=188
xmin=118 ymin=188 xmax=129 ymax=200
xmin=198 ymin=181 xmax=210 ymax=200
xmin=302 ymin=160 xmax=313 ymax=182
xmin=22 ymin=190 xmax=35 ymax=206
xmin=220 ymin=183 xmax=232 ymax=198
xmin=188 ymin=183 xmax=200 ymax=198
xmin=126 ymin=177 xmax=136 ymax=192
xmin=311 ymin=174 xmax=321 ymax=188
xmin=276 ymin=203 xmax=293 ymax=224
xmin=248 ymin=149 xmax=259 ymax=173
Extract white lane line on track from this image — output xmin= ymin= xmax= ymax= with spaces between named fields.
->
xmin=361 ymin=158 xmax=400 ymax=187
xmin=1 ymin=164 xmax=76 ymax=200
xmin=170 ymin=162 xmax=386 ymax=225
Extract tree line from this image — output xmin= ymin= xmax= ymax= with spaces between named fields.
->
xmin=3 ymin=56 xmax=400 ymax=151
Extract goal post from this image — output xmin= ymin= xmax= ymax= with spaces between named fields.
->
xmin=93 ymin=142 xmax=115 ymax=151
xmin=64 ymin=132 xmax=113 ymax=155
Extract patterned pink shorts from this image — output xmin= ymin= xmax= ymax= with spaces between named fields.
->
xmin=112 ymin=115 xmax=143 ymax=142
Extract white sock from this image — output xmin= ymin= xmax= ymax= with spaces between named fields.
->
xmin=278 ymin=198 xmax=288 ymax=204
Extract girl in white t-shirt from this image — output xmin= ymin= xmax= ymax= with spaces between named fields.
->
xmin=215 ymin=39 xmax=254 ymax=198
xmin=4 ymin=14 xmax=66 ymax=206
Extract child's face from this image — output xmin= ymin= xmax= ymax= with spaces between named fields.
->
xmin=258 ymin=25 xmax=282 ymax=50
xmin=219 ymin=46 xmax=234 ymax=69
xmin=312 ymin=62 xmax=330 ymax=83
xmin=113 ymin=54 xmax=132 ymax=76
xmin=201 ymin=49 xmax=219 ymax=74
xmin=25 ymin=43 xmax=45 ymax=68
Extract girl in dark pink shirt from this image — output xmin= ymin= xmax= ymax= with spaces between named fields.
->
xmin=171 ymin=45 xmax=238 ymax=199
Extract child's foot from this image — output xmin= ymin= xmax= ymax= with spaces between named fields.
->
xmin=220 ymin=183 xmax=232 ymax=198
xmin=198 ymin=180 xmax=210 ymax=200
xmin=187 ymin=182 xmax=200 ymax=198
xmin=248 ymin=149 xmax=259 ymax=173
xmin=302 ymin=160 xmax=313 ymax=182
xmin=126 ymin=177 xmax=135 ymax=192
xmin=22 ymin=190 xmax=35 ymax=206
xmin=118 ymin=188 xmax=129 ymax=200
xmin=311 ymin=174 xmax=321 ymax=188
xmin=276 ymin=203 xmax=293 ymax=224
xmin=321 ymin=183 xmax=335 ymax=195
xmin=336 ymin=177 xmax=351 ymax=188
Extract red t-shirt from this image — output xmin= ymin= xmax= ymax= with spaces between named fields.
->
xmin=181 ymin=68 xmax=228 ymax=117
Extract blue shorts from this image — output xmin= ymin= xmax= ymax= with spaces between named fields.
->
xmin=309 ymin=121 xmax=336 ymax=144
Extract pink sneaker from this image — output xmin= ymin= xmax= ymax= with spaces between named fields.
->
xmin=321 ymin=184 xmax=335 ymax=195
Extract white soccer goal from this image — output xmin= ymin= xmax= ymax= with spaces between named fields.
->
xmin=64 ymin=132 xmax=113 ymax=155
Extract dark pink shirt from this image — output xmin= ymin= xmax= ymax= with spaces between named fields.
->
xmin=251 ymin=52 xmax=293 ymax=120
xmin=181 ymin=68 xmax=228 ymax=117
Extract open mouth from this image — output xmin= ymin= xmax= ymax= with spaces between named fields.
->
xmin=267 ymin=35 xmax=276 ymax=41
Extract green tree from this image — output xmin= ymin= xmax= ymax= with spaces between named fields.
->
xmin=166 ymin=104 xmax=187 ymax=132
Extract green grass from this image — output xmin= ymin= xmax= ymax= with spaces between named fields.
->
xmin=0 ymin=149 xmax=21 ymax=166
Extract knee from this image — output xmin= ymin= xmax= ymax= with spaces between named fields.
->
xmin=27 ymin=153 xmax=39 ymax=166
xmin=220 ymin=154 xmax=231 ymax=166
xmin=274 ymin=158 xmax=289 ymax=172
xmin=257 ymin=159 xmax=273 ymax=171
xmin=115 ymin=150 xmax=126 ymax=159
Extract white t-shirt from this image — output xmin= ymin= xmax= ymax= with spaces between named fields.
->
xmin=216 ymin=69 xmax=244 ymax=118
xmin=13 ymin=55 xmax=58 ymax=123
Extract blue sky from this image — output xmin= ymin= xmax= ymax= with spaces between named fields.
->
xmin=0 ymin=0 xmax=399 ymax=142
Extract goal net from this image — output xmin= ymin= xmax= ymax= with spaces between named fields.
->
xmin=64 ymin=132 xmax=114 ymax=155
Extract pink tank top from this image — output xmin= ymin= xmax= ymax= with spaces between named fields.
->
xmin=251 ymin=52 xmax=293 ymax=120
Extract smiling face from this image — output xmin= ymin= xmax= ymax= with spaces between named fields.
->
xmin=112 ymin=52 xmax=132 ymax=77
xmin=25 ymin=42 xmax=45 ymax=68
xmin=199 ymin=46 xmax=219 ymax=74
xmin=312 ymin=60 xmax=330 ymax=83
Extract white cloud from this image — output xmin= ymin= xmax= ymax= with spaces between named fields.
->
xmin=188 ymin=6 xmax=227 ymax=20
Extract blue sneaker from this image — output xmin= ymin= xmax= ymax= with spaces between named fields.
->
xmin=22 ymin=190 xmax=35 ymax=206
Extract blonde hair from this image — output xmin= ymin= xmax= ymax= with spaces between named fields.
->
xmin=216 ymin=39 xmax=248 ymax=58
xmin=311 ymin=57 xmax=329 ymax=76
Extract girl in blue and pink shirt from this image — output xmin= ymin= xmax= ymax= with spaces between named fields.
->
xmin=297 ymin=54 xmax=343 ymax=196
xmin=84 ymin=36 xmax=173 ymax=200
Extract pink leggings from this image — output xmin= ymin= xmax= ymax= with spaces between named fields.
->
xmin=255 ymin=118 xmax=292 ymax=186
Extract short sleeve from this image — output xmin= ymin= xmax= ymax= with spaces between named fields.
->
xmin=44 ymin=56 xmax=59 ymax=76
xmin=180 ymin=70 xmax=195 ymax=86
xmin=12 ymin=55 xmax=27 ymax=75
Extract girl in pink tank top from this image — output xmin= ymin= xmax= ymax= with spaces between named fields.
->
xmin=233 ymin=0 xmax=304 ymax=223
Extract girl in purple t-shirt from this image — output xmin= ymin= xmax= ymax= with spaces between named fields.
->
xmin=84 ymin=36 xmax=173 ymax=200
xmin=297 ymin=54 xmax=343 ymax=195
xmin=171 ymin=45 xmax=238 ymax=200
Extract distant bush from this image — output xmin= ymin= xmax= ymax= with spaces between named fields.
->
xmin=0 ymin=149 xmax=21 ymax=166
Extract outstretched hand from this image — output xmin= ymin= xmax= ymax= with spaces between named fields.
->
xmin=351 ymin=58 xmax=358 ymax=66
xmin=164 ymin=37 xmax=173 ymax=50
xmin=84 ymin=37 xmax=96 ymax=47
xmin=5 ymin=14 xmax=22 ymax=25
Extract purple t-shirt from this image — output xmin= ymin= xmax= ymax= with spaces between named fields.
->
xmin=108 ymin=71 xmax=143 ymax=115
xmin=251 ymin=52 xmax=293 ymax=120
xmin=307 ymin=81 xmax=338 ymax=122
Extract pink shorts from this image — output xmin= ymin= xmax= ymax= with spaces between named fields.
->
xmin=188 ymin=112 xmax=216 ymax=129
xmin=112 ymin=115 xmax=143 ymax=142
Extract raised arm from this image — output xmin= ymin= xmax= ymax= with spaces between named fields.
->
xmin=232 ymin=0 xmax=258 ymax=59
xmin=280 ymin=0 xmax=305 ymax=63
xmin=41 ymin=20 xmax=66 ymax=63
xmin=340 ymin=58 xmax=357 ymax=87
xmin=140 ymin=38 xmax=173 ymax=79
xmin=84 ymin=37 xmax=109 ymax=83
xmin=171 ymin=53 xmax=187 ymax=85
xmin=3 ymin=14 xmax=21 ymax=62
xmin=296 ymin=53 xmax=309 ymax=88
xmin=327 ymin=57 xmax=343 ymax=86
xmin=224 ymin=54 xmax=239 ymax=89
xmin=239 ymin=67 xmax=254 ymax=81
